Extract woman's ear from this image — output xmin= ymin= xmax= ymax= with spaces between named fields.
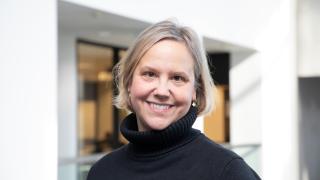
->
xmin=127 ymin=80 xmax=132 ymax=91
xmin=192 ymin=89 xmax=197 ymax=102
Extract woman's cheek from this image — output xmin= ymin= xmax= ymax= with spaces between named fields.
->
xmin=131 ymin=78 xmax=154 ymax=97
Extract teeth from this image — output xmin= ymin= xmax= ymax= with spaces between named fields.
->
xmin=150 ymin=103 xmax=170 ymax=110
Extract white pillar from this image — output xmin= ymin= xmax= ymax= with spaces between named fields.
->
xmin=58 ymin=32 xmax=78 ymax=180
xmin=0 ymin=1 xmax=57 ymax=180
xmin=257 ymin=0 xmax=299 ymax=179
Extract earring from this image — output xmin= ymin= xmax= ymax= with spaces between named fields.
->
xmin=192 ymin=100 xmax=197 ymax=107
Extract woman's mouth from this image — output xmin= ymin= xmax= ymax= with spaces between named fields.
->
xmin=147 ymin=101 xmax=173 ymax=111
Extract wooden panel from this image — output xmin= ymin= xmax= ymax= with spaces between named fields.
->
xmin=204 ymin=86 xmax=228 ymax=143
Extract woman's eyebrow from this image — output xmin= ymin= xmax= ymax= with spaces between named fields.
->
xmin=139 ymin=65 xmax=191 ymax=76
xmin=170 ymin=71 xmax=189 ymax=77
xmin=138 ymin=66 xmax=159 ymax=73
xmin=139 ymin=65 xmax=155 ymax=70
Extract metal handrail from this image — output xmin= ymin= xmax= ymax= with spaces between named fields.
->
xmin=59 ymin=143 xmax=261 ymax=166
xmin=222 ymin=143 xmax=261 ymax=158
xmin=59 ymin=152 xmax=107 ymax=166
xmin=221 ymin=143 xmax=261 ymax=149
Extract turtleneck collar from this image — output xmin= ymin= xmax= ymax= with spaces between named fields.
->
xmin=120 ymin=106 xmax=200 ymax=156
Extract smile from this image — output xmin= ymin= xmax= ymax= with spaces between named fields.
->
xmin=147 ymin=101 xmax=173 ymax=111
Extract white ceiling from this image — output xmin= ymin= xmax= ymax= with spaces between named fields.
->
xmin=58 ymin=0 xmax=254 ymax=53
xmin=58 ymin=1 xmax=150 ymax=47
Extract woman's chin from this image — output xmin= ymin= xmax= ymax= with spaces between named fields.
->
xmin=150 ymin=125 xmax=169 ymax=131
xmin=146 ymin=121 xmax=171 ymax=131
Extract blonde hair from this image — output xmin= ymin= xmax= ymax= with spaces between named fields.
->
xmin=113 ymin=19 xmax=215 ymax=116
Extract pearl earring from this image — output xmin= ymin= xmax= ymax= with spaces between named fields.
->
xmin=192 ymin=100 xmax=197 ymax=107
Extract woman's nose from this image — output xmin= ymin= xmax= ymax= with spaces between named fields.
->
xmin=154 ymin=79 xmax=170 ymax=98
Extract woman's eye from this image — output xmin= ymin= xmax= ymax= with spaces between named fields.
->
xmin=143 ymin=71 xmax=156 ymax=78
xmin=173 ymin=75 xmax=185 ymax=82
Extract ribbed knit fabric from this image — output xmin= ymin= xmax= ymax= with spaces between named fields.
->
xmin=120 ymin=106 xmax=198 ymax=155
xmin=87 ymin=107 xmax=261 ymax=180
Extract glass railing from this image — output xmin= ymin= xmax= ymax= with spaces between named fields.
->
xmin=58 ymin=153 xmax=105 ymax=180
xmin=222 ymin=143 xmax=261 ymax=175
xmin=58 ymin=144 xmax=261 ymax=180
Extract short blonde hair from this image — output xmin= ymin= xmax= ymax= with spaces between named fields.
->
xmin=113 ymin=19 xmax=215 ymax=116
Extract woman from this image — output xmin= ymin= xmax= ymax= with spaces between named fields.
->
xmin=87 ymin=20 xmax=261 ymax=180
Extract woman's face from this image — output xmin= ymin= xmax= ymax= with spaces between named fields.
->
xmin=129 ymin=39 xmax=196 ymax=131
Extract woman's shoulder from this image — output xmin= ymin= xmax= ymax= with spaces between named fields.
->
xmin=87 ymin=145 xmax=128 ymax=179
xmin=194 ymin=133 xmax=240 ymax=160
xmin=192 ymin=134 xmax=261 ymax=179
xmin=93 ymin=145 xmax=128 ymax=167
xmin=219 ymin=157 xmax=261 ymax=179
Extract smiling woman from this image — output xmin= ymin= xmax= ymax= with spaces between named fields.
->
xmin=129 ymin=40 xmax=196 ymax=131
xmin=87 ymin=19 xmax=261 ymax=180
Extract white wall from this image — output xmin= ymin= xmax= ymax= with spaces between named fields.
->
xmin=58 ymin=32 xmax=78 ymax=159
xmin=256 ymin=0 xmax=298 ymax=179
xmin=229 ymin=52 xmax=262 ymax=174
xmin=298 ymin=0 xmax=320 ymax=77
xmin=58 ymin=31 xmax=78 ymax=180
xmin=230 ymin=52 xmax=261 ymax=144
xmin=0 ymin=1 xmax=57 ymax=180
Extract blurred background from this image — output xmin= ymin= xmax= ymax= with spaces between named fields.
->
xmin=1 ymin=0 xmax=319 ymax=180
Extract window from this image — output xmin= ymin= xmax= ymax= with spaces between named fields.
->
xmin=77 ymin=40 xmax=127 ymax=156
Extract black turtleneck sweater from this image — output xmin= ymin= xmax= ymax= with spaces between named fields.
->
xmin=87 ymin=107 xmax=261 ymax=180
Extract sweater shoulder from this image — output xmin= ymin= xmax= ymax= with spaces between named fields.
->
xmin=93 ymin=145 xmax=127 ymax=167
xmin=87 ymin=145 xmax=128 ymax=180
xmin=195 ymin=134 xmax=240 ymax=160
xmin=194 ymin=134 xmax=260 ymax=179
xmin=220 ymin=158 xmax=261 ymax=179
